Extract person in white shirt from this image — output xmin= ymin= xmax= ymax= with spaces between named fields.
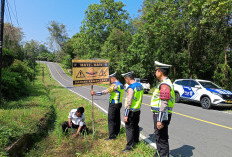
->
xmin=61 ymin=107 xmax=88 ymax=137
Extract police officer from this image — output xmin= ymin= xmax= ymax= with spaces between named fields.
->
xmin=122 ymin=71 xmax=144 ymax=152
xmin=61 ymin=107 xmax=89 ymax=137
xmin=91 ymin=72 xmax=124 ymax=140
xmin=150 ymin=61 xmax=175 ymax=157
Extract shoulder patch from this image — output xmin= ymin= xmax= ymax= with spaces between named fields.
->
xmin=160 ymin=84 xmax=170 ymax=100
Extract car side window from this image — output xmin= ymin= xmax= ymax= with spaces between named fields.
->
xmin=190 ymin=80 xmax=199 ymax=87
xmin=182 ymin=80 xmax=190 ymax=86
xmin=175 ymin=80 xmax=182 ymax=85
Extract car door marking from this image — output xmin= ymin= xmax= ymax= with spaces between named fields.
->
xmin=181 ymin=86 xmax=195 ymax=98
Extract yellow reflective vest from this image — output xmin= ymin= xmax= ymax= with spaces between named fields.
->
xmin=150 ymin=78 xmax=175 ymax=113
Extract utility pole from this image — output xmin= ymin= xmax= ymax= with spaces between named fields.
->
xmin=0 ymin=0 xmax=5 ymax=106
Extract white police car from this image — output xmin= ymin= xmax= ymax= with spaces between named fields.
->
xmin=173 ymin=79 xmax=232 ymax=109
xmin=124 ymin=78 xmax=150 ymax=94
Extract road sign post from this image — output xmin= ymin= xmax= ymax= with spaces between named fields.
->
xmin=72 ymin=60 xmax=109 ymax=135
xmin=91 ymin=85 xmax=94 ymax=134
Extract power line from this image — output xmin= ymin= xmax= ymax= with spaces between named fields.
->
xmin=6 ymin=0 xmax=19 ymax=26
xmin=5 ymin=0 xmax=14 ymax=26
xmin=4 ymin=0 xmax=18 ymax=41
xmin=13 ymin=0 xmax=19 ymax=26
xmin=3 ymin=4 xmax=14 ymax=40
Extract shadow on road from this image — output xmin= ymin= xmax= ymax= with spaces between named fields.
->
xmin=144 ymin=134 xmax=195 ymax=157
xmin=170 ymin=145 xmax=195 ymax=157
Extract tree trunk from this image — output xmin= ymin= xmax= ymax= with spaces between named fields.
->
xmin=224 ymin=47 xmax=228 ymax=85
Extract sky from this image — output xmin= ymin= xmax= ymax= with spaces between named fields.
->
xmin=5 ymin=0 xmax=143 ymax=44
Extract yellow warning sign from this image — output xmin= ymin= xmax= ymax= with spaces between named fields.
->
xmin=99 ymin=69 xmax=107 ymax=76
xmin=72 ymin=60 xmax=110 ymax=86
xmin=76 ymin=70 xmax=85 ymax=78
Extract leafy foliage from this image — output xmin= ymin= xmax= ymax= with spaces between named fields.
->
xmin=47 ymin=21 xmax=69 ymax=52
xmin=0 ymin=126 xmax=18 ymax=149
xmin=69 ymin=0 xmax=131 ymax=59
xmin=2 ymin=60 xmax=34 ymax=100
xmin=47 ymin=21 xmax=69 ymax=62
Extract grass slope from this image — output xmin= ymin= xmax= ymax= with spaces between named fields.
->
xmin=0 ymin=65 xmax=54 ymax=156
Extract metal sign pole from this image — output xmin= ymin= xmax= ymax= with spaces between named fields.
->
xmin=91 ymin=85 xmax=95 ymax=135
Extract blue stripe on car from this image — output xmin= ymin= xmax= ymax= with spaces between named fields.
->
xmin=206 ymin=88 xmax=232 ymax=95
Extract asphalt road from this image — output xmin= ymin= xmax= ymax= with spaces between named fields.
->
xmin=42 ymin=61 xmax=232 ymax=157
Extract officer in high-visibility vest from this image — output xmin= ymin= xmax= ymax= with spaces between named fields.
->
xmin=122 ymin=71 xmax=144 ymax=152
xmin=150 ymin=61 xmax=175 ymax=157
xmin=91 ymin=72 xmax=124 ymax=140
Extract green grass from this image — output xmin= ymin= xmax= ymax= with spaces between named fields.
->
xmin=26 ymin=63 xmax=155 ymax=157
xmin=97 ymin=83 xmax=110 ymax=88
xmin=0 ymin=65 xmax=54 ymax=156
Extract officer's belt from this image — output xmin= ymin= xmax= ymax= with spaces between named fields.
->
xmin=110 ymin=102 xmax=122 ymax=105
xmin=151 ymin=107 xmax=172 ymax=112
xmin=130 ymin=108 xmax=140 ymax=112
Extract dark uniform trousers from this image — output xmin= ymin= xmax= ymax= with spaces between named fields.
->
xmin=61 ymin=121 xmax=88 ymax=134
xmin=108 ymin=103 xmax=122 ymax=139
xmin=125 ymin=110 xmax=140 ymax=149
xmin=153 ymin=113 xmax=172 ymax=157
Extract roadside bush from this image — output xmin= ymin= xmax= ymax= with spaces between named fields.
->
xmin=2 ymin=60 xmax=34 ymax=100
xmin=61 ymin=54 xmax=72 ymax=69
xmin=0 ymin=126 xmax=18 ymax=150
xmin=9 ymin=60 xmax=34 ymax=81
xmin=2 ymin=48 xmax=15 ymax=68
xmin=37 ymin=52 xmax=55 ymax=62
xmin=213 ymin=64 xmax=232 ymax=91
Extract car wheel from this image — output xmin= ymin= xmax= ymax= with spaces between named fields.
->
xmin=175 ymin=92 xmax=181 ymax=103
xmin=201 ymin=97 xmax=211 ymax=109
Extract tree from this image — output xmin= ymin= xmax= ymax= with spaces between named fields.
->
xmin=24 ymin=40 xmax=40 ymax=68
xmin=47 ymin=21 xmax=69 ymax=52
xmin=3 ymin=23 xmax=23 ymax=50
xmin=3 ymin=23 xmax=24 ymax=62
xmin=101 ymin=28 xmax=132 ymax=73
xmin=47 ymin=21 xmax=69 ymax=62
xmin=75 ymin=0 xmax=131 ymax=58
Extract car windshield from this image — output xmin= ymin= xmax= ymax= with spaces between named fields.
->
xmin=140 ymin=79 xmax=148 ymax=83
xmin=198 ymin=81 xmax=220 ymax=89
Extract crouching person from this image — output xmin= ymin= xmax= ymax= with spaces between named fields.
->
xmin=61 ymin=107 xmax=89 ymax=137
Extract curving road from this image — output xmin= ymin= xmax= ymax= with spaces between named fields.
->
xmin=41 ymin=61 xmax=232 ymax=157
